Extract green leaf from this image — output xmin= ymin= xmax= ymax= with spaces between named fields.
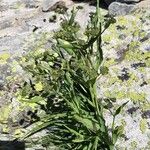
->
xmin=100 ymin=66 xmax=109 ymax=75
xmin=40 ymin=61 xmax=51 ymax=71
xmin=112 ymin=125 xmax=124 ymax=144
xmin=41 ymin=113 xmax=67 ymax=121
xmin=57 ymin=39 xmax=75 ymax=55
xmin=74 ymin=115 xmax=99 ymax=132
xmin=69 ymin=7 xmax=77 ymax=25
xmin=114 ymin=101 xmax=128 ymax=116
xmin=30 ymin=96 xmax=45 ymax=103
xmin=64 ymin=125 xmax=84 ymax=139
xmin=21 ymin=83 xmax=32 ymax=97
xmin=88 ymin=142 xmax=93 ymax=150
xmin=93 ymin=136 xmax=99 ymax=150
xmin=21 ymin=96 xmax=45 ymax=103
xmin=87 ymin=77 xmax=97 ymax=86
xmin=23 ymin=121 xmax=52 ymax=139
xmin=73 ymin=138 xmax=85 ymax=143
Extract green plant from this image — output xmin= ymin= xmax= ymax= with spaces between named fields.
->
xmin=19 ymin=0 xmax=128 ymax=149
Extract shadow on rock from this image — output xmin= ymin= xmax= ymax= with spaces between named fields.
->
xmin=72 ymin=0 xmax=108 ymax=9
xmin=0 ymin=140 xmax=25 ymax=150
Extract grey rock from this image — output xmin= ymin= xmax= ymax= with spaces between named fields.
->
xmin=0 ymin=5 xmax=8 ymax=12
xmin=42 ymin=0 xmax=65 ymax=12
xmin=142 ymin=110 xmax=150 ymax=119
xmin=108 ymin=2 xmax=136 ymax=16
xmin=144 ymin=45 xmax=150 ymax=51
xmin=0 ymin=35 xmax=24 ymax=52
xmin=104 ymin=0 xmax=140 ymax=5
xmin=23 ymin=0 xmax=39 ymax=8
xmin=0 ymin=20 xmax=12 ymax=30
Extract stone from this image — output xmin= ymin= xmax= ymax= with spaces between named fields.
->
xmin=108 ymin=2 xmax=136 ymax=16
xmin=0 ymin=19 xmax=12 ymax=30
xmin=23 ymin=0 xmax=39 ymax=8
xmin=104 ymin=0 xmax=141 ymax=5
xmin=42 ymin=0 xmax=66 ymax=12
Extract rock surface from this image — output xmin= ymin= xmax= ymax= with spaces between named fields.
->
xmin=42 ymin=0 xmax=66 ymax=12
xmin=108 ymin=2 xmax=136 ymax=16
xmin=104 ymin=0 xmax=141 ymax=5
xmin=106 ymin=0 xmax=149 ymax=16
xmin=0 ymin=0 xmax=150 ymax=149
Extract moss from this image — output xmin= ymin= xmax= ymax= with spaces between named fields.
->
xmin=103 ymin=59 xmax=116 ymax=67
xmin=140 ymin=119 xmax=148 ymax=134
xmin=0 ymin=91 xmax=5 ymax=96
xmin=104 ymin=90 xmax=112 ymax=98
xmin=125 ymin=47 xmax=149 ymax=62
xmin=107 ymin=77 xmax=118 ymax=85
xmin=142 ymin=103 xmax=150 ymax=111
xmin=11 ymin=66 xmax=17 ymax=73
xmin=104 ymin=89 xmax=127 ymax=100
xmin=126 ymin=79 xmax=135 ymax=87
xmin=14 ymin=128 xmax=25 ymax=138
xmin=130 ymin=141 xmax=137 ymax=150
xmin=103 ymin=34 xmax=112 ymax=43
xmin=0 ymin=105 xmax=12 ymax=123
xmin=0 ymin=52 xmax=10 ymax=64
xmin=145 ymin=57 xmax=150 ymax=67
xmin=121 ymin=119 xmax=126 ymax=127
xmin=129 ymin=73 xmax=139 ymax=82
xmin=128 ymin=92 xmax=146 ymax=102
xmin=116 ymin=91 xmax=126 ymax=99
xmin=117 ymin=16 xmax=128 ymax=26
xmin=2 ymin=125 xmax=9 ymax=133
xmin=138 ymin=67 xmax=146 ymax=73
xmin=125 ymin=51 xmax=142 ymax=62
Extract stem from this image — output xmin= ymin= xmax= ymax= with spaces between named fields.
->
xmin=112 ymin=115 xmax=115 ymax=135
xmin=111 ymin=115 xmax=116 ymax=149
xmin=96 ymin=0 xmax=100 ymax=26
xmin=96 ymin=0 xmax=103 ymax=63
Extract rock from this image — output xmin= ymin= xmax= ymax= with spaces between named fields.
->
xmin=104 ymin=0 xmax=141 ymax=5
xmin=108 ymin=2 xmax=136 ymax=16
xmin=137 ymin=0 xmax=150 ymax=8
xmin=23 ymin=0 xmax=39 ymax=8
xmin=0 ymin=19 xmax=12 ymax=30
xmin=42 ymin=0 xmax=66 ymax=12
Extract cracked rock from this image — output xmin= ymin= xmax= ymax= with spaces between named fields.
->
xmin=108 ymin=2 xmax=136 ymax=16
xmin=42 ymin=0 xmax=66 ymax=12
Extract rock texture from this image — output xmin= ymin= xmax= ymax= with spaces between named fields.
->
xmin=106 ymin=0 xmax=150 ymax=16
xmin=0 ymin=0 xmax=150 ymax=149
xmin=105 ymin=0 xmax=141 ymax=5
xmin=108 ymin=2 xmax=135 ymax=16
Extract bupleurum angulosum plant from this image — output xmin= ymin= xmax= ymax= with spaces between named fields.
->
xmin=18 ymin=0 xmax=128 ymax=149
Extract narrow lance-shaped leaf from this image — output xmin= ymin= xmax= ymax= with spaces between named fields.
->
xmin=57 ymin=39 xmax=75 ymax=55
xmin=114 ymin=101 xmax=128 ymax=116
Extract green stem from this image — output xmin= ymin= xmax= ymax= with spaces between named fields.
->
xmin=96 ymin=0 xmax=100 ymax=26
xmin=111 ymin=115 xmax=116 ymax=148
xmin=112 ymin=116 xmax=115 ymax=134
xmin=96 ymin=0 xmax=103 ymax=63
